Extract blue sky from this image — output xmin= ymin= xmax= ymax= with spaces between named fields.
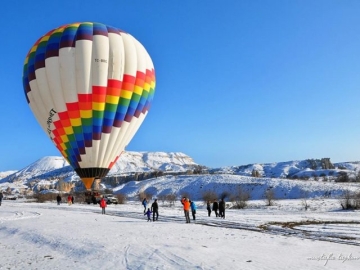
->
xmin=1 ymin=0 xmax=360 ymax=171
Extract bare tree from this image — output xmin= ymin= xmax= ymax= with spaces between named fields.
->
xmin=356 ymin=171 xmax=360 ymax=182
xmin=301 ymin=191 xmax=310 ymax=210
xmin=165 ymin=193 xmax=177 ymax=207
xmin=157 ymin=194 xmax=166 ymax=205
xmin=264 ymin=189 xmax=276 ymax=206
xmin=201 ymin=191 xmax=217 ymax=202
xmin=181 ymin=192 xmax=191 ymax=200
xmin=220 ymin=191 xmax=230 ymax=200
xmin=138 ymin=189 xmax=153 ymax=202
xmin=232 ymin=186 xmax=250 ymax=209
xmin=340 ymin=190 xmax=353 ymax=210
xmin=353 ymin=192 xmax=360 ymax=209
xmin=340 ymin=190 xmax=360 ymax=210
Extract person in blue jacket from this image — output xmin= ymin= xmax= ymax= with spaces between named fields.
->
xmin=142 ymin=198 xmax=147 ymax=213
xmin=189 ymin=200 xmax=197 ymax=220
xmin=144 ymin=208 xmax=152 ymax=222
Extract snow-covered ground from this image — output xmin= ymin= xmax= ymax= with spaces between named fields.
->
xmin=0 ymin=199 xmax=359 ymax=269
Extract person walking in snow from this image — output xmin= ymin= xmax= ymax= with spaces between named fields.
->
xmin=190 ymin=200 xmax=197 ymax=220
xmin=144 ymin=208 xmax=152 ymax=222
xmin=100 ymin=197 xmax=107 ymax=214
xmin=206 ymin=201 xmax=212 ymax=217
xmin=142 ymin=198 xmax=147 ymax=213
xmin=56 ymin=194 xmax=61 ymax=205
xmin=181 ymin=197 xmax=191 ymax=223
xmin=67 ymin=195 xmax=72 ymax=206
xmin=71 ymin=195 xmax=74 ymax=204
xmin=0 ymin=191 xmax=3 ymax=206
xmin=212 ymin=200 xmax=219 ymax=217
xmin=219 ymin=198 xmax=225 ymax=219
xmin=151 ymin=199 xmax=159 ymax=221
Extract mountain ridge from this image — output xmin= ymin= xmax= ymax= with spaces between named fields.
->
xmin=2 ymin=153 xmax=360 ymax=184
xmin=1 ymin=153 xmax=360 ymax=197
xmin=0 ymin=151 xmax=198 ymax=184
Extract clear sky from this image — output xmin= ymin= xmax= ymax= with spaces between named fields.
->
xmin=1 ymin=0 xmax=360 ymax=171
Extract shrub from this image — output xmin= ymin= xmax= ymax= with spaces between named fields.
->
xmin=116 ymin=193 xmax=127 ymax=204
xmin=32 ymin=193 xmax=58 ymax=203
xmin=336 ymin=172 xmax=350 ymax=182
xmin=340 ymin=190 xmax=360 ymax=209
xmin=231 ymin=186 xmax=250 ymax=209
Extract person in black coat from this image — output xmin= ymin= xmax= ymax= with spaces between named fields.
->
xmin=206 ymin=201 xmax=212 ymax=217
xmin=219 ymin=198 xmax=225 ymax=219
xmin=56 ymin=194 xmax=61 ymax=205
xmin=0 ymin=191 xmax=3 ymax=206
xmin=212 ymin=200 xmax=219 ymax=217
xmin=151 ymin=199 xmax=159 ymax=221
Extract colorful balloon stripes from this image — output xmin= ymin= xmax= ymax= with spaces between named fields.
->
xmin=22 ymin=22 xmax=155 ymax=189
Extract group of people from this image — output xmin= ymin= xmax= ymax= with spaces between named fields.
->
xmin=181 ymin=197 xmax=197 ymax=223
xmin=207 ymin=199 xmax=226 ymax=218
xmin=142 ymin=197 xmax=225 ymax=223
xmin=56 ymin=194 xmax=74 ymax=205
xmin=143 ymin=198 xmax=159 ymax=222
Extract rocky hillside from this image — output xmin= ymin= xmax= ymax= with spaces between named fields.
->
xmin=213 ymin=158 xmax=360 ymax=180
xmin=1 ymin=155 xmax=360 ymax=195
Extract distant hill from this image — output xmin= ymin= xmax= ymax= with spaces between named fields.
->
xmin=115 ymin=174 xmax=360 ymax=201
xmin=1 ymin=154 xmax=360 ymax=198
xmin=212 ymin=158 xmax=360 ymax=180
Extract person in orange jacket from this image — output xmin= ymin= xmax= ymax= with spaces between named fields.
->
xmin=181 ymin=197 xmax=191 ymax=223
xmin=100 ymin=197 xmax=107 ymax=214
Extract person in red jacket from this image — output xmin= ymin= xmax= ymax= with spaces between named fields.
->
xmin=181 ymin=197 xmax=191 ymax=223
xmin=100 ymin=197 xmax=107 ymax=214
xmin=67 ymin=195 xmax=72 ymax=206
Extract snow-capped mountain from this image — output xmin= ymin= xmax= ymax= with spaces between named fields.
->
xmin=1 ymin=154 xmax=360 ymax=200
xmin=109 ymin=152 xmax=197 ymax=173
xmin=0 ymin=170 xmax=17 ymax=179
xmin=0 ymin=152 xmax=198 ymax=184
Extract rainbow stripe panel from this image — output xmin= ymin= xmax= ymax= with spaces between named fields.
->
xmin=22 ymin=22 xmax=156 ymax=179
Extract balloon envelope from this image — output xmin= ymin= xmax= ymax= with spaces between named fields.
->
xmin=23 ymin=22 xmax=155 ymax=189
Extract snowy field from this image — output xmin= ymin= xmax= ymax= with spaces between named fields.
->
xmin=0 ymin=199 xmax=359 ymax=270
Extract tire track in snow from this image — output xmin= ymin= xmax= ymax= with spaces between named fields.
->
xmin=107 ymin=210 xmax=360 ymax=247
xmin=13 ymin=203 xmax=360 ymax=247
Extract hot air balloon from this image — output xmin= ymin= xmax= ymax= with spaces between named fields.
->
xmin=22 ymin=22 xmax=155 ymax=189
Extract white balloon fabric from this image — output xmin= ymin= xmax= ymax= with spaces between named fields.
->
xmin=22 ymin=22 xmax=156 ymax=189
